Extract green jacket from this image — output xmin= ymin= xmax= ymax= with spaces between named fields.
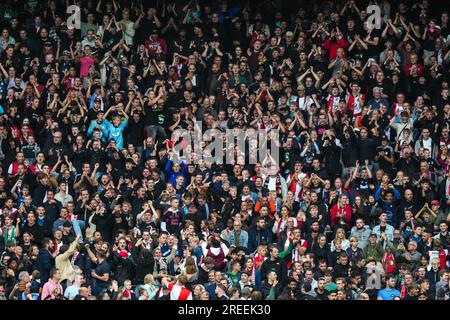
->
xmin=363 ymin=242 xmax=385 ymax=261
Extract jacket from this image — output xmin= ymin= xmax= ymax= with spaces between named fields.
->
xmin=111 ymin=250 xmax=135 ymax=284
xmin=164 ymin=160 xmax=188 ymax=187
xmin=131 ymin=245 xmax=154 ymax=284
xmin=55 ymin=237 xmax=80 ymax=283
xmin=350 ymin=225 xmax=372 ymax=249
xmin=87 ymin=119 xmax=110 ymax=142
xmin=330 ymin=204 xmax=352 ymax=227
xmin=363 ymin=242 xmax=385 ymax=262
xmin=372 ymin=224 xmax=395 ymax=242
xmin=226 ymin=230 xmax=249 ymax=250
xmin=260 ymin=258 xmax=287 ymax=283
xmin=248 ymin=227 xmax=273 ymax=253
xmin=36 ymin=249 xmax=55 ymax=283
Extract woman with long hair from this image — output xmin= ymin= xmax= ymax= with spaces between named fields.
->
xmin=330 ymin=194 xmax=352 ymax=232
xmin=351 ymin=195 xmax=370 ymax=225
xmin=243 ymin=257 xmax=261 ymax=290
xmin=182 ymin=255 xmax=198 ymax=283
xmin=272 ymin=205 xmax=293 ymax=240
xmin=330 ymin=228 xmax=350 ymax=252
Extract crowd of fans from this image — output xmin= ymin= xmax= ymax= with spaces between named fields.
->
xmin=0 ymin=0 xmax=449 ymax=301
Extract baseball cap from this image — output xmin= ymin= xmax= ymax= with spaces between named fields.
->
xmin=241 ymin=271 xmax=250 ymax=277
xmin=286 ymin=31 xmax=294 ymax=37
xmin=431 ymin=200 xmax=440 ymax=205
xmin=123 ymin=173 xmax=132 ymax=180
xmin=63 ymin=221 xmax=73 ymax=228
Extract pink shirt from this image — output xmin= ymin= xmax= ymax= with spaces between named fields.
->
xmin=41 ymin=279 xmax=63 ymax=300
xmin=79 ymin=56 xmax=96 ymax=78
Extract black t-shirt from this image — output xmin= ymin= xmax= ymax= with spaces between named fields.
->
xmin=94 ymin=259 xmax=111 ymax=285
xmin=135 ymin=18 xmax=158 ymax=44
xmin=365 ymin=29 xmax=381 ymax=58
xmin=376 ymin=146 xmax=394 ymax=171
xmin=343 ymin=27 xmax=359 ymax=44
xmin=353 ymin=178 xmax=371 ymax=196
xmin=348 ymin=46 xmax=369 ymax=63
xmin=145 ymin=106 xmax=169 ymax=127
xmin=314 ymin=288 xmax=329 ymax=300
xmin=88 ymin=108 xmax=101 ymax=122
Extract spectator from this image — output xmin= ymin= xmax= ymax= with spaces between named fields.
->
xmin=0 ymin=0 xmax=448 ymax=302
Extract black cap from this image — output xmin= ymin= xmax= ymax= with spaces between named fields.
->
xmin=214 ymin=226 xmax=222 ymax=233
xmin=44 ymin=41 xmax=52 ymax=46
xmin=63 ymin=221 xmax=73 ymax=228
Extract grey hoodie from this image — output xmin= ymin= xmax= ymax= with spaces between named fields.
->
xmin=350 ymin=225 xmax=372 ymax=249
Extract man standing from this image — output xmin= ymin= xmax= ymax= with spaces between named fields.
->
xmin=36 ymin=238 xmax=55 ymax=283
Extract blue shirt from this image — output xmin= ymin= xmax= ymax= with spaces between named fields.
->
xmin=64 ymin=285 xmax=80 ymax=300
xmin=377 ymin=288 xmax=400 ymax=300
xmin=107 ymin=119 xmax=128 ymax=149
xmin=87 ymin=119 xmax=110 ymax=142
xmin=368 ymin=98 xmax=390 ymax=111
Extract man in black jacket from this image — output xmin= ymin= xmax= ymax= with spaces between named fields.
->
xmin=333 ymin=252 xmax=350 ymax=280
xmin=248 ymin=217 xmax=272 ymax=253
xmin=260 ymin=270 xmax=283 ymax=299
xmin=111 ymin=237 xmax=134 ymax=285
xmin=42 ymin=192 xmax=63 ymax=225
xmin=21 ymin=212 xmax=45 ymax=246
xmin=36 ymin=238 xmax=55 ymax=283
xmin=36 ymin=206 xmax=54 ymax=238
xmin=398 ymin=188 xmax=419 ymax=220
xmin=260 ymin=245 xmax=288 ymax=284
xmin=131 ymin=237 xmax=154 ymax=284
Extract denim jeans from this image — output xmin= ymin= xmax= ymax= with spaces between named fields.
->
xmin=72 ymin=219 xmax=84 ymax=243
xmin=146 ymin=125 xmax=167 ymax=141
